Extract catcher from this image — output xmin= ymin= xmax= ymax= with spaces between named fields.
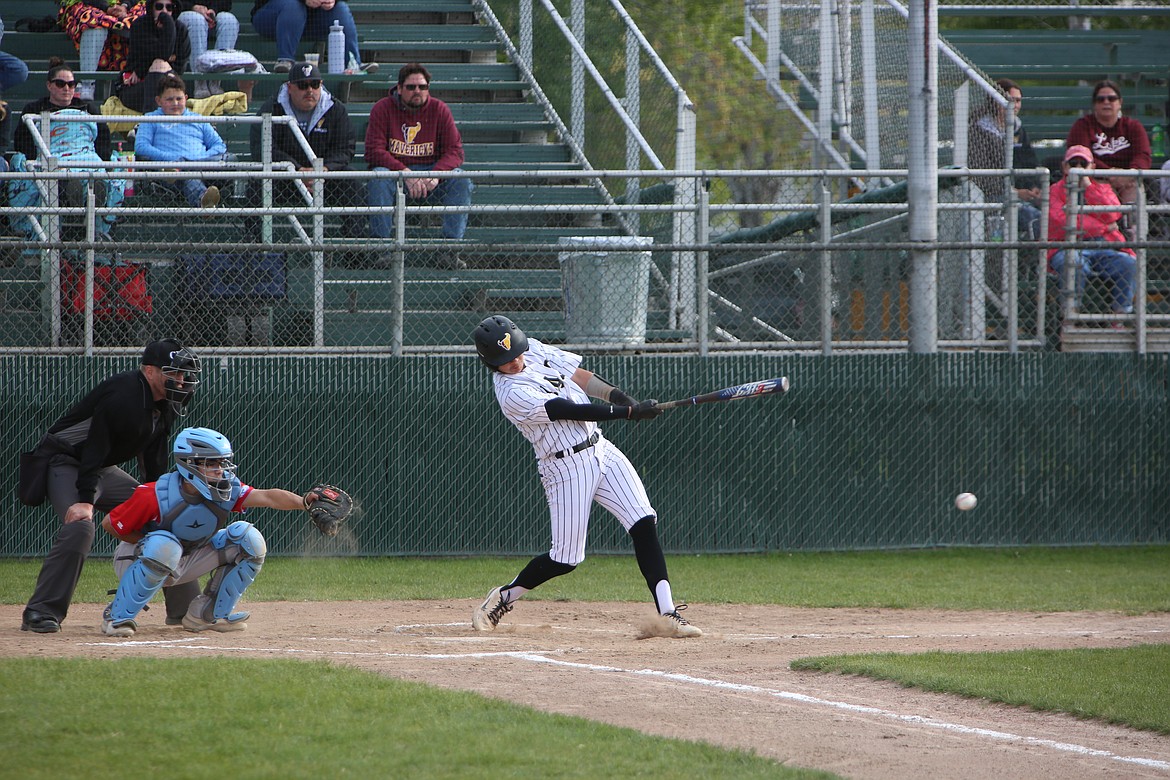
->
xmin=99 ymin=426 xmax=351 ymax=637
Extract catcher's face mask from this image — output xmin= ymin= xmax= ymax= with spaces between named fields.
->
xmin=174 ymin=427 xmax=235 ymax=502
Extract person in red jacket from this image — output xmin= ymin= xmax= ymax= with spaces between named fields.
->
xmin=1065 ymin=81 xmax=1151 ymax=206
xmin=366 ymin=62 xmax=472 ymax=267
xmin=1047 ymin=145 xmax=1136 ymax=318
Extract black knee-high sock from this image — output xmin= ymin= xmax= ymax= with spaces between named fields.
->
xmin=629 ymin=516 xmax=671 ymax=612
xmin=509 ymin=552 xmax=576 ymax=592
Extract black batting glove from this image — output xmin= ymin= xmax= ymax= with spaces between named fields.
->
xmin=628 ymin=399 xmax=662 ymax=421
xmin=610 ymin=388 xmax=637 ymax=407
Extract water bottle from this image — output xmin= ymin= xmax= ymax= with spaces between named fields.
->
xmin=327 ymin=20 xmax=345 ymax=75
xmin=1151 ymin=124 xmax=1166 ymax=160
xmin=987 ymin=214 xmax=1004 ymax=243
xmin=116 ymin=142 xmax=135 ymax=197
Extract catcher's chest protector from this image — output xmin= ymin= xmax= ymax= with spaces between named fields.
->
xmin=155 ymin=472 xmax=240 ymax=546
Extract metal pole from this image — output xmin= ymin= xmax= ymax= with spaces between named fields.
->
xmin=1135 ymin=180 xmax=1147 ymax=354
xmin=624 ymin=29 xmax=641 ymax=235
xmin=84 ymin=185 xmax=96 ymax=355
xmin=820 ymin=178 xmax=833 ymax=355
xmin=907 ymin=0 xmax=939 ymax=353
xmin=312 ymin=158 xmax=325 ymax=348
xmin=766 ymin=0 xmax=781 ymax=84
xmin=817 ymin=0 xmax=835 ymax=168
xmin=392 ymin=181 xmax=406 ymax=357
xmin=860 ymin=0 xmax=880 ymax=171
xmin=519 ymin=0 xmax=533 ymax=67
xmin=570 ymin=0 xmax=585 ymax=149
xmin=697 ymin=179 xmax=710 ymax=356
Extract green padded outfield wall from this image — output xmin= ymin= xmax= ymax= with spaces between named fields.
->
xmin=2 ymin=353 xmax=1167 ymax=557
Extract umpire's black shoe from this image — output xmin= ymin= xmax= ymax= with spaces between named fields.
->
xmin=21 ymin=610 xmax=61 ymax=633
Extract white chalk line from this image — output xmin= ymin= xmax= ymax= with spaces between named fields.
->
xmin=513 ymin=654 xmax=1170 ymax=772
xmin=76 ymin=633 xmax=1170 ymax=772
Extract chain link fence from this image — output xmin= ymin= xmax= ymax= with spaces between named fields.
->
xmin=6 ymin=159 xmax=1170 ymax=354
xmin=3 ymin=352 xmax=1168 ymax=558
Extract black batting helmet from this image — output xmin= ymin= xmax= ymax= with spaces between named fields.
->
xmin=472 ymin=315 xmax=528 ymax=369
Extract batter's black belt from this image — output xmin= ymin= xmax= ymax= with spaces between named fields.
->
xmin=552 ymin=431 xmax=599 ymax=459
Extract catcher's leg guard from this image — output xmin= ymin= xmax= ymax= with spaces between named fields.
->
xmin=205 ymin=521 xmax=266 ymax=622
xmin=109 ymin=532 xmax=182 ymax=623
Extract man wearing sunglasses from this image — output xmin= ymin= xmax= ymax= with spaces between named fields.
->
xmin=1066 ymin=81 xmax=1151 ymax=206
xmin=366 ymin=62 xmax=473 ymax=268
xmin=20 ymin=339 xmax=204 ymax=635
xmin=248 ymin=61 xmax=364 ymax=241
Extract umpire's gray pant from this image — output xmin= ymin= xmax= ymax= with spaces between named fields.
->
xmin=24 ymin=456 xmax=200 ymax=625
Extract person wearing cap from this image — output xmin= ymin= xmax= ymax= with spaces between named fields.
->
xmin=366 ymin=62 xmax=472 ymax=268
xmin=20 ymin=338 xmax=204 ymax=634
xmin=1065 ymin=81 xmax=1151 ymax=206
xmin=1047 ymin=145 xmax=1137 ymax=320
xmin=248 ymin=61 xmax=364 ymax=242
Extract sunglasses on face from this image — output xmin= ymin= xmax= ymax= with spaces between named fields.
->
xmin=1095 ymin=94 xmax=1120 ymax=103
xmin=1067 ymin=158 xmax=1090 ymax=168
xmin=402 ymin=83 xmax=429 ymax=91
xmin=50 ymin=79 xmax=78 ymax=89
xmin=154 ymin=2 xmax=174 ymax=10
xmin=292 ymin=80 xmax=322 ymax=90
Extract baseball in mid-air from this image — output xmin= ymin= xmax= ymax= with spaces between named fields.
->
xmin=955 ymin=492 xmax=978 ymax=511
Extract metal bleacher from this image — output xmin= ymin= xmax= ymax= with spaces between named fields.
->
xmin=1 ymin=0 xmax=643 ymax=348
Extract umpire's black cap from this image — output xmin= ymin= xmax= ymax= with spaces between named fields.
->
xmin=472 ymin=315 xmax=528 ymax=369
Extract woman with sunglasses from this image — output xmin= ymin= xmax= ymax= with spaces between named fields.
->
xmin=1066 ymin=81 xmax=1151 ymax=206
xmin=12 ymin=58 xmax=112 ymax=163
xmin=9 ymin=57 xmax=122 ymax=239
xmin=58 ymin=1 xmax=149 ymax=100
xmin=116 ymin=0 xmax=190 ymax=112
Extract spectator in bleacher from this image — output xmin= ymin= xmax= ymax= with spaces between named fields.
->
xmin=1066 ymin=81 xmax=1151 ymax=207
xmin=115 ymin=0 xmax=189 ymax=113
xmin=0 ymin=16 xmax=31 ymax=161
xmin=176 ymin=2 xmax=239 ymax=98
xmin=13 ymin=58 xmax=112 ymax=162
xmin=58 ymin=1 xmax=149 ymax=101
xmin=969 ymin=78 xmax=1042 ymax=240
xmin=249 ymin=0 xmax=376 ymax=75
xmin=1047 ymin=144 xmax=1136 ymax=321
xmin=249 ymin=61 xmax=364 ymax=239
xmin=9 ymin=57 xmax=123 ymax=238
xmin=133 ymin=73 xmax=227 ymax=208
xmin=367 ymin=62 xmax=472 ymax=268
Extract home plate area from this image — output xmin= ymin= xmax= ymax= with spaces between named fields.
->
xmin=5 ymin=600 xmax=1169 ymax=779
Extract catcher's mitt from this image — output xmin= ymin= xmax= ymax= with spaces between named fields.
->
xmin=304 ymin=484 xmax=352 ymax=537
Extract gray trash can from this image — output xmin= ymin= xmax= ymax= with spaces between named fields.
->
xmin=557 ymin=236 xmax=653 ymax=344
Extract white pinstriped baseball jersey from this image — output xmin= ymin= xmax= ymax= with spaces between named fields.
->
xmin=492 ymin=337 xmax=597 ymax=460
xmin=491 ymin=338 xmax=655 ymax=565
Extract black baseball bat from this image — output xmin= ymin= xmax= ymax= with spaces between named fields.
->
xmin=657 ymin=377 xmax=790 ymax=410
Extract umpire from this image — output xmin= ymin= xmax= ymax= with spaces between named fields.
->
xmin=20 ymin=339 xmax=203 ymax=633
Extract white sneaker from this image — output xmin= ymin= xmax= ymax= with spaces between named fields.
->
xmin=663 ymin=604 xmax=702 ymax=638
xmin=101 ymin=605 xmax=136 ymax=637
xmin=472 ymin=586 xmax=512 ymax=631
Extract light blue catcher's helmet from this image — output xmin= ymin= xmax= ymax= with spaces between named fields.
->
xmin=173 ymin=427 xmax=236 ymax=501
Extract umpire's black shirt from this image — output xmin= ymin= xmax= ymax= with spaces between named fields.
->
xmin=47 ymin=370 xmax=174 ymax=505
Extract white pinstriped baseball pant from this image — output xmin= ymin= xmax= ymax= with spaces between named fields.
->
xmin=538 ymin=437 xmax=655 ymax=566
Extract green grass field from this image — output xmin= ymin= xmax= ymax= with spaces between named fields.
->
xmin=3 ymin=546 xmax=1168 ymax=777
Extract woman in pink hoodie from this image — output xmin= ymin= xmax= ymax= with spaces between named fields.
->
xmin=1047 ymin=144 xmax=1136 ymax=316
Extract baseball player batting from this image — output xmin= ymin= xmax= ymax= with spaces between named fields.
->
xmin=469 ymin=315 xmax=701 ymax=638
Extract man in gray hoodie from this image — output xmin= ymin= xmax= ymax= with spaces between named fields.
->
xmin=249 ymin=61 xmax=363 ymax=239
